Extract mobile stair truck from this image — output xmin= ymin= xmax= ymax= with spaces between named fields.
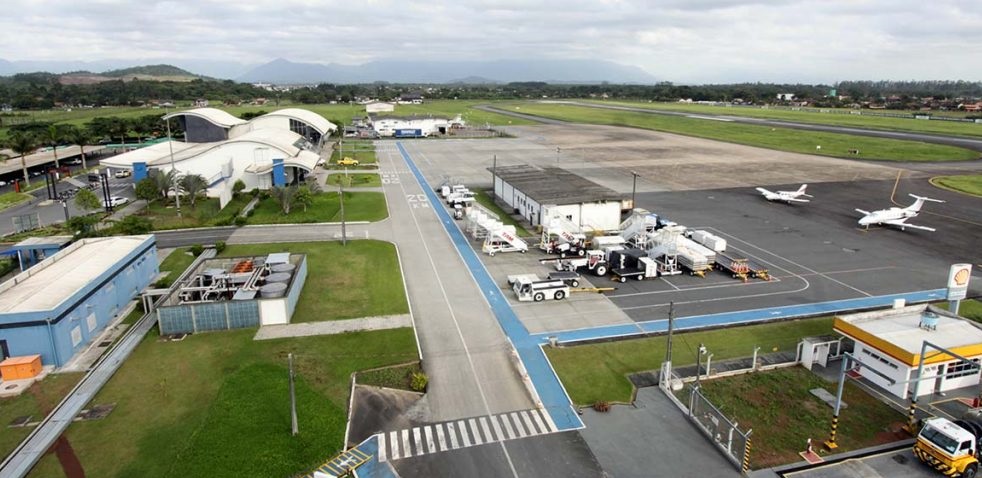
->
xmin=482 ymin=225 xmax=529 ymax=256
xmin=507 ymin=274 xmax=569 ymax=302
xmin=914 ymin=412 xmax=982 ymax=478
xmin=540 ymin=215 xmax=588 ymax=258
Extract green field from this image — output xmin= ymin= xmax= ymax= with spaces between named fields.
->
xmin=219 ymin=241 xmax=409 ymax=322
xmin=328 ymin=147 xmax=377 ymax=165
xmin=154 ymin=248 xmax=197 ymax=288
xmin=510 ymin=103 xmax=978 ymax=162
xmin=931 ymin=174 xmax=982 ymax=197
xmin=25 ymin=327 xmax=418 ymax=478
xmin=141 ymin=195 xmax=251 ymax=230
xmin=546 ymin=317 xmax=834 ymax=405
xmin=326 ymin=173 xmax=381 ymax=188
xmin=584 ymin=100 xmax=982 ymax=139
xmin=246 ymin=191 xmax=387 ymax=224
xmin=0 ymin=191 xmax=32 ymax=211
xmin=0 ymin=373 xmax=85 ymax=461
xmin=694 ymin=367 xmax=905 ymax=468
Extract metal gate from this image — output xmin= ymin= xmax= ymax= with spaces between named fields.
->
xmin=688 ymin=386 xmax=753 ymax=474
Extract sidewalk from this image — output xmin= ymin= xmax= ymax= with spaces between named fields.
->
xmin=253 ymin=314 xmax=412 ymax=340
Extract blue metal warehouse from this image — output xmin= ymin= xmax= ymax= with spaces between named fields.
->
xmin=0 ymin=235 xmax=158 ymax=367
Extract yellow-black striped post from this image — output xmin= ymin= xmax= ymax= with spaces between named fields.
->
xmin=824 ymin=414 xmax=839 ymax=449
xmin=741 ymin=436 xmax=752 ymax=474
xmin=905 ymin=401 xmax=918 ymax=434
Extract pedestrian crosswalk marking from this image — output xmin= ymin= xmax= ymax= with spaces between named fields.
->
xmin=376 ymin=409 xmax=559 ymax=463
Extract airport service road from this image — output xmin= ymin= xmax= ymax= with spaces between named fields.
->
xmin=778 ymin=447 xmax=938 ymax=478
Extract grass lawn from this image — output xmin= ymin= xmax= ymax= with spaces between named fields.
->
xmin=693 ymin=367 xmax=906 ymax=468
xmin=0 ymin=191 xmax=32 ymax=211
xmin=937 ymin=299 xmax=982 ymax=323
xmin=154 ymin=248 xmax=197 ymax=288
xmin=931 ymin=174 xmax=982 ymax=197
xmin=587 ymin=100 xmax=982 ymax=139
xmin=472 ymin=189 xmax=535 ymax=236
xmin=141 ymin=195 xmax=251 ymax=230
xmin=0 ymin=373 xmax=85 ymax=461
xmin=511 ymin=103 xmax=979 ymax=162
xmin=546 ymin=316 xmax=835 ymax=405
xmin=328 ymin=148 xmax=377 ymax=165
xmin=219 ymin=241 xmax=409 ymax=322
xmin=357 ymin=362 xmax=424 ymax=392
xmin=247 ymin=192 xmax=387 ymax=224
xmin=25 ymin=327 xmax=418 ymax=478
xmin=326 ymin=173 xmax=381 ymax=188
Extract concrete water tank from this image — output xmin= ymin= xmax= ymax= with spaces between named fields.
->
xmin=260 ymin=282 xmax=287 ymax=298
xmin=265 ymin=272 xmax=291 ymax=284
xmin=271 ymin=263 xmax=296 ymax=274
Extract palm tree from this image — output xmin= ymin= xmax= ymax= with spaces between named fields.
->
xmin=179 ymin=174 xmax=208 ymax=209
xmin=6 ymin=131 xmax=38 ymax=188
xmin=148 ymin=169 xmax=179 ymax=204
xmin=64 ymin=125 xmax=94 ymax=169
xmin=270 ymin=186 xmax=298 ymax=215
xmin=43 ymin=124 xmax=65 ymax=168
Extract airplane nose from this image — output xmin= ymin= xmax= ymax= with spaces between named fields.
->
xmin=858 ymin=217 xmax=869 ymax=225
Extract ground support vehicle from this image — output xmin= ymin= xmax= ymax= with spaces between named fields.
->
xmin=551 ymin=250 xmax=610 ymax=277
xmin=914 ymin=415 xmax=982 ymax=478
xmin=547 ymin=270 xmax=581 ymax=287
xmin=540 ymin=215 xmax=588 ymax=258
xmin=715 ymin=253 xmax=752 ymax=281
xmin=507 ymin=274 xmax=569 ymax=302
xmin=482 ymin=225 xmax=529 ymax=256
xmin=609 ymin=249 xmax=659 ymax=282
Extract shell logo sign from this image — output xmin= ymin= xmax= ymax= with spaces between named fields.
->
xmin=947 ymin=264 xmax=973 ymax=301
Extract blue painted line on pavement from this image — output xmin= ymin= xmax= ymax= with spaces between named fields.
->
xmin=352 ymin=436 xmax=397 ymax=478
xmin=396 ymin=142 xmax=584 ymax=431
xmin=534 ymin=288 xmax=948 ymax=344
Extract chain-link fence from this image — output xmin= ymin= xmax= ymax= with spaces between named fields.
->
xmin=688 ymin=385 xmax=753 ymax=473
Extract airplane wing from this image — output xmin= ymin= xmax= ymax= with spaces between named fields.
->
xmin=855 ymin=209 xmax=872 ymax=215
xmin=885 ymin=218 xmax=936 ymax=232
xmin=756 ymin=187 xmax=777 ymax=199
xmin=786 ymin=198 xmax=810 ymax=203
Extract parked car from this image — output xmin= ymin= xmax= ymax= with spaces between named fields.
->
xmin=103 ymin=196 xmax=129 ymax=208
xmin=0 ymin=180 xmax=7 ymax=187
xmin=114 ymin=169 xmax=131 ymax=178
xmin=67 ymin=158 xmax=83 ymax=165
xmin=337 ymin=157 xmax=359 ymax=166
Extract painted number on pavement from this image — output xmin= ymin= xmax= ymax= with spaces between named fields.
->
xmin=407 ymin=194 xmax=429 ymax=208
xmin=382 ymin=173 xmax=400 ymax=184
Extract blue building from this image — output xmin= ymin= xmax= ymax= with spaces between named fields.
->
xmin=0 ymin=235 xmax=157 ymax=367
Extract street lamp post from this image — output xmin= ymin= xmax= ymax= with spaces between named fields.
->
xmin=630 ymin=171 xmax=640 ymax=211
xmin=165 ymin=110 xmax=181 ymax=218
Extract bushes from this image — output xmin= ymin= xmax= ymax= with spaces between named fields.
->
xmin=112 ymin=215 xmax=154 ymax=235
xmin=190 ymin=244 xmax=204 ymax=257
xmin=234 ymin=216 xmax=248 ymax=227
xmin=410 ymin=371 xmax=429 ymax=392
xmin=214 ymin=241 xmax=226 ymax=254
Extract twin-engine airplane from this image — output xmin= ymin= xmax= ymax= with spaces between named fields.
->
xmin=756 ymin=184 xmax=812 ymax=203
xmin=856 ymin=194 xmax=945 ymax=231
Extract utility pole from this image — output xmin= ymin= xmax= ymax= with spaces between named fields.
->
xmin=165 ymin=110 xmax=181 ymax=218
xmin=663 ymin=302 xmax=675 ymax=387
xmin=630 ymin=171 xmax=640 ymax=210
xmin=339 ymin=128 xmax=347 ymax=246
xmin=289 ymin=353 xmax=298 ymax=436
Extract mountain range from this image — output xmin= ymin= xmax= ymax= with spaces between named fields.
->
xmin=0 ymin=57 xmax=656 ymax=85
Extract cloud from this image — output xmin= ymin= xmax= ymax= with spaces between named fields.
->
xmin=0 ymin=0 xmax=979 ymax=82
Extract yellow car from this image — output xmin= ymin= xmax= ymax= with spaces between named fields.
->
xmin=337 ymin=157 xmax=359 ymax=166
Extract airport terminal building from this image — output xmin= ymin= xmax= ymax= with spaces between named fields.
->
xmin=0 ymin=236 xmax=157 ymax=367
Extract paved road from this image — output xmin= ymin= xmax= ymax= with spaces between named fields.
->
xmin=0 ymin=173 xmax=133 ymax=237
xmin=474 ymin=104 xmax=570 ymax=125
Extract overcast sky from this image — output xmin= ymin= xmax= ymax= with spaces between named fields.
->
xmin=2 ymin=0 xmax=980 ymax=83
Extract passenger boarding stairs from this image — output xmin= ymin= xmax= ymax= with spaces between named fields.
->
xmin=618 ymin=209 xmax=661 ymax=247
xmin=466 ymin=208 xmax=529 ymax=255
xmin=642 ymin=226 xmax=684 ymax=275
xmin=541 ymin=214 xmax=586 ymax=250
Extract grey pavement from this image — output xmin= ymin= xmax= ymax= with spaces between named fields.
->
xmin=0 ymin=173 xmax=134 ymax=237
xmin=579 ymin=387 xmax=740 ymax=478
xmin=253 ymin=314 xmax=412 ymax=340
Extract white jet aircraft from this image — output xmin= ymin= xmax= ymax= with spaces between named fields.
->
xmin=756 ymin=184 xmax=813 ymax=203
xmin=856 ymin=194 xmax=945 ymax=231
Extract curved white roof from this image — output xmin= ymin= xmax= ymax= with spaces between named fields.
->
xmin=100 ymin=130 xmax=314 ymax=170
xmin=163 ymin=107 xmax=247 ymax=128
xmin=260 ymin=108 xmax=337 ymax=134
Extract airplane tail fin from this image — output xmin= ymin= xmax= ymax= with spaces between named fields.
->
xmin=797 ymin=184 xmax=808 ymax=194
xmin=855 ymin=208 xmax=871 ymax=215
xmin=906 ymin=194 xmax=945 ymax=212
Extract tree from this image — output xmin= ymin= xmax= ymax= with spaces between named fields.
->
xmin=179 ymin=174 xmax=208 ymax=209
xmin=64 ymin=125 xmax=94 ymax=169
xmin=74 ymin=188 xmax=102 ymax=212
xmin=303 ymin=176 xmax=323 ymax=194
xmin=43 ymin=124 xmax=65 ymax=168
xmin=6 ymin=130 xmax=38 ymax=187
xmin=67 ymin=214 xmax=101 ymax=238
xmin=232 ymin=179 xmax=246 ymax=196
xmin=294 ymin=185 xmax=313 ymax=213
xmin=112 ymin=215 xmax=154 ymax=234
xmin=135 ymin=177 xmax=158 ymax=207
xmin=148 ymin=169 xmax=179 ymax=203
xmin=270 ymin=185 xmax=297 ymax=215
